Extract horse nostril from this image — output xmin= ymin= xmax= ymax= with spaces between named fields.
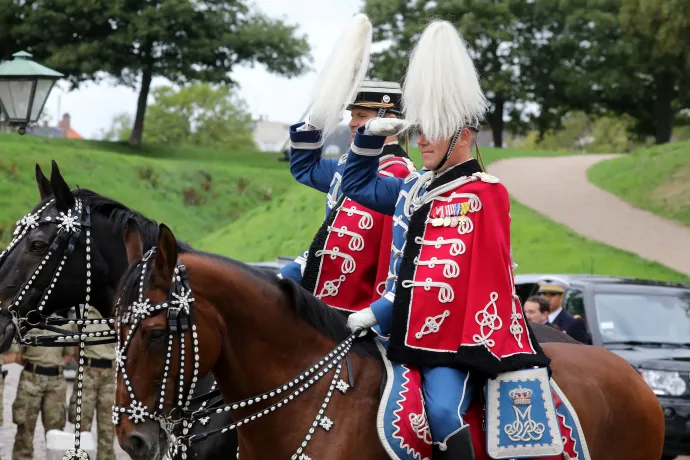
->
xmin=124 ymin=433 xmax=149 ymax=457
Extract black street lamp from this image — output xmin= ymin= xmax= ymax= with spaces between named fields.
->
xmin=0 ymin=51 xmax=63 ymax=135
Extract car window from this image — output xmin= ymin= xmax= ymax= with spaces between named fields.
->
xmin=564 ymin=289 xmax=587 ymax=322
xmin=594 ymin=291 xmax=690 ymax=344
xmin=515 ymin=283 xmax=538 ymax=306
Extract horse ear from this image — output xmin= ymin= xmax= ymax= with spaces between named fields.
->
xmin=153 ymin=224 xmax=178 ymax=290
xmin=124 ymin=222 xmax=144 ymax=265
xmin=49 ymin=160 xmax=76 ymax=212
xmin=35 ymin=164 xmax=53 ymax=200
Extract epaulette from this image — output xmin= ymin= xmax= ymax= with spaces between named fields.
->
xmin=472 ymin=171 xmax=500 ymax=184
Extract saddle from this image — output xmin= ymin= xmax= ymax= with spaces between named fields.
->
xmin=374 ymin=340 xmax=590 ymax=460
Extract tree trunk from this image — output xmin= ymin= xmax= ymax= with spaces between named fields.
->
xmin=488 ymin=97 xmax=505 ymax=148
xmin=653 ymin=71 xmax=676 ymax=144
xmin=129 ymin=65 xmax=154 ymax=146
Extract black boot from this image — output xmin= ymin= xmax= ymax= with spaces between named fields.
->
xmin=437 ymin=426 xmax=475 ymax=460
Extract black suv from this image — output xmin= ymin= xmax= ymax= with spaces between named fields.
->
xmin=515 ymin=274 xmax=690 ymax=460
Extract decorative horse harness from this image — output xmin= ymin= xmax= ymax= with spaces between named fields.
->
xmin=115 ymin=248 xmax=359 ymax=460
xmin=0 ymin=198 xmax=116 ymax=460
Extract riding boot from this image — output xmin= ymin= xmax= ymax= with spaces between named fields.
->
xmin=438 ymin=426 xmax=475 ymax=460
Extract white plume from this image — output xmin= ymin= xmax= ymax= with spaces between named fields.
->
xmin=402 ymin=20 xmax=488 ymax=141
xmin=307 ymin=13 xmax=372 ymax=138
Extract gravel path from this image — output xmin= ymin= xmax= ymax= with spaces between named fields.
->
xmin=1 ymin=363 xmax=129 ymax=460
xmin=490 ymin=154 xmax=690 ymax=277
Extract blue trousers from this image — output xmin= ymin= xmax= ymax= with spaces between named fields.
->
xmin=421 ymin=367 xmax=474 ymax=444
xmin=279 ymin=260 xmax=303 ymax=282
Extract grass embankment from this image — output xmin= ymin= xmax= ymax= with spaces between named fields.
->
xmin=0 ymin=132 xmax=291 ymax=246
xmin=196 ymin=146 xmax=689 ymax=283
xmin=1 ymin=132 xmax=685 ymax=282
xmin=588 ymin=141 xmax=690 ymax=228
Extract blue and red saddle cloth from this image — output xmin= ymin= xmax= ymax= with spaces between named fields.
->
xmin=374 ymin=340 xmax=590 ymax=460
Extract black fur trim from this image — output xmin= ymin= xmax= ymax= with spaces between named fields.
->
xmin=301 ymin=195 xmax=346 ymax=294
xmin=387 ymin=159 xmax=551 ymax=378
xmin=382 ymin=143 xmax=409 ymax=159
xmin=427 ymin=159 xmax=483 ymax=191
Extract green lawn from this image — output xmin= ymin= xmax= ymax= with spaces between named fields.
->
xmin=588 ymin=141 xmax=690 ymax=227
xmin=195 ymin=145 xmax=689 ymax=283
xmin=0 ymin=132 xmax=292 ymax=246
xmin=2 ymin=132 xmax=686 ymax=282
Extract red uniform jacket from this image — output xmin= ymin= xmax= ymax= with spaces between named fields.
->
xmin=301 ymin=145 xmax=415 ymax=313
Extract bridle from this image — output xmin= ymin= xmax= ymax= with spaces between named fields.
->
xmin=113 ymin=248 xmax=201 ymax=460
xmin=114 ymin=248 xmax=359 ymax=460
xmin=0 ymin=197 xmax=117 ymax=460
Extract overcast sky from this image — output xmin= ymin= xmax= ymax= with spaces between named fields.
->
xmin=41 ymin=0 xmax=365 ymax=139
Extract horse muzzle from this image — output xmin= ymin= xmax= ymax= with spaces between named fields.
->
xmin=121 ymin=421 xmax=164 ymax=460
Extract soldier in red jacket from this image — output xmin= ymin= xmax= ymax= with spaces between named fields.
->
xmin=279 ymin=80 xmax=416 ymax=313
xmin=342 ymin=21 xmax=549 ymax=458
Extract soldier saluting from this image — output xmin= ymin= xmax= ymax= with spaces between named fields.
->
xmin=342 ymin=21 xmax=549 ymax=458
xmin=279 ymin=15 xmax=415 ymax=314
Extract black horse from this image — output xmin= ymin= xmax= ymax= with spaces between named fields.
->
xmin=0 ymin=161 xmax=237 ymax=459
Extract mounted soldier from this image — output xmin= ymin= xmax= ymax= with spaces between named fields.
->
xmin=341 ymin=21 xmax=550 ymax=458
xmin=279 ymin=19 xmax=415 ymax=313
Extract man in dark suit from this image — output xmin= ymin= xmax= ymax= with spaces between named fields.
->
xmin=524 ymin=295 xmax=564 ymax=331
xmin=537 ymin=277 xmax=592 ymax=344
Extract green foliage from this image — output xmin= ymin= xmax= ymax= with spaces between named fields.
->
xmin=364 ymin=0 xmax=528 ymax=147
xmin=515 ymin=112 xmax=641 ymax=153
xmin=128 ymin=82 xmax=255 ymax=149
xmin=621 ymin=0 xmax=690 ymax=58
xmin=1 ymin=0 xmax=311 ymax=144
xmin=588 ymin=140 xmax=690 ymax=227
xmin=101 ymin=113 xmax=133 ymax=142
xmin=362 ymin=0 xmax=689 ymax=146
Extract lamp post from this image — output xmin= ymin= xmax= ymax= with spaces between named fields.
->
xmin=0 ymin=51 xmax=63 ymax=135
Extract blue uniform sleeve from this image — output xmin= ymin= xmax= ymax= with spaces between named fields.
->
xmin=371 ymin=292 xmax=395 ymax=336
xmin=278 ymin=250 xmax=308 ymax=283
xmin=289 ymin=122 xmax=338 ymax=193
xmin=341 ymin=127 xmax=403 ymax=215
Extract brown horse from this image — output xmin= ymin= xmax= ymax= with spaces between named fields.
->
xmin=114 ymin=224 xmax=664 ymax=460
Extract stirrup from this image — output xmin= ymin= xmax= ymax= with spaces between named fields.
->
xmin=437 ymin=426 xmax=475 ymax=460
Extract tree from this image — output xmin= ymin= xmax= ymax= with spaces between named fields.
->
xmin=618 ymin=0 xmax=690 ymax=143
xmin=364 ymin=0 xmax=528 ymax=148
xmin=3 ymin=0 xmax=310 ymax=145
xmin=144 ymin=82 xmax=255 ymax=149
xmin=104 ymin=83 xmax=256 ymax=149
xmin=526 ymin=0 xmax=689 ymax=144
xmin=101 ymin=113 xmax=133 ymax=142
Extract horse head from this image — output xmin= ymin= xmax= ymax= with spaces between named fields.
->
xmin=114 ymin=222 xmax=387 ymax=459
xmin=114 ymin=224 xmax=223 ymax=460
xmin=0 ymin=161 xmax=138 ymax=351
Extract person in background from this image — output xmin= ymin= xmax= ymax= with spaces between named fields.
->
xmin=537 ymin=277 xmax=591 ymax=343
xmin=279 ymin=80 xmax=416 ymax=315
xmin=523 ymin=295 xmax=550 ymax=324
xmin=68 ymin=306 xmax=116 ymax=460
xmin=9 ymin=317 xmax=74 ymax=460
xmin=524 ymin=295 xmax=563 ymax=331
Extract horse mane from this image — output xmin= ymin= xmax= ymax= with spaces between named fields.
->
xmin=73 ymin=189 xmax=192 ymax=252
xmin=116 ymin=249 xmax=379 ymax=358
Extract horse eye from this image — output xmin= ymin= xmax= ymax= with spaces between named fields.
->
xmin=148 ymin=329 xmax=166 ymax=341
xmin=29 ymin=241 xmax=48 ymax=252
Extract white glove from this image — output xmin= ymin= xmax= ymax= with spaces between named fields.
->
xmin=297 ymin=121 xmax=317 ymax=131
xmin=346 ymin=308 xmax=378 ymax=336
xmin=364 ymin=118 xmax=410 ymax=137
